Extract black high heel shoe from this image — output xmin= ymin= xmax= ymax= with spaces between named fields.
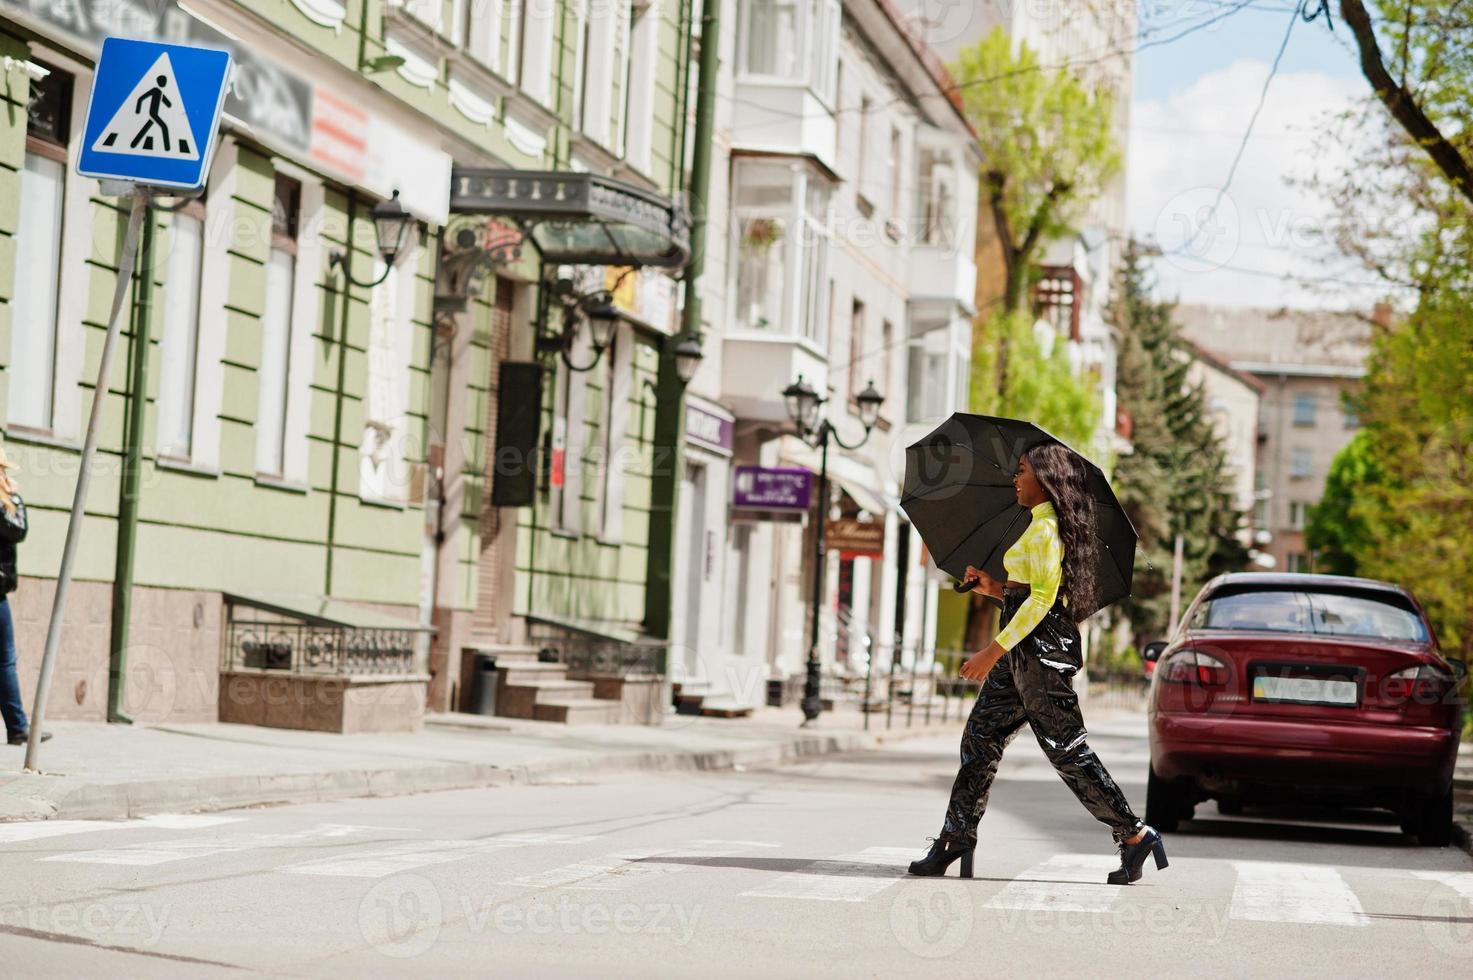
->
xmin=1107 ymin=826 xmax=1167 ymax=885
xmin=908 ymin=837 xmax=974 ymax=878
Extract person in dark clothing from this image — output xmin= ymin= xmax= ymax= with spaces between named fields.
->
xmin=908 ymin=442 xmax=1165 ymax=885
xmin=0 ymin=445 xmax=49 ymax=746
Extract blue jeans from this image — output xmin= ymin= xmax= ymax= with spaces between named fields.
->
xmin=0 ymin=599 xmax=28 ymax=739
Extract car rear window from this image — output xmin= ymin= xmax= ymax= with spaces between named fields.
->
xmin=1190 ymin=588 xmax=1429 ymax=642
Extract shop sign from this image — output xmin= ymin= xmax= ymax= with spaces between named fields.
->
xmin=826 ymin=516 xmax=885 ymax=559
xmin=733 ymin=467 xmax=811 ymax=513
xmin=685 ymin=404 xmax=733 ymax=455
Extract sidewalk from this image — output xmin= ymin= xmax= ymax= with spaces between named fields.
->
xmin=0 ymin=704 xmax=976 ymax=823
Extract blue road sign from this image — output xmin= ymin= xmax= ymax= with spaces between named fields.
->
xmin=77 ymin=37 xmax=232 ymax=190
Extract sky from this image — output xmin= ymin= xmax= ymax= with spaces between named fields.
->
xmin=1128 ymin=1 xmax=1387 ymax=310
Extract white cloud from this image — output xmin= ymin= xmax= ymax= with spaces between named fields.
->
xmin=1128 ymin=58 xmax=1382 ymax=310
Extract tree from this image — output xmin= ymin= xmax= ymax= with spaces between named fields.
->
xmin=1305 ymin=429 xmax=1382 ymax=576
xmin=1110 ymin=243 xmax=1249 ymax=642
xmin=1337 ymin=1 xmax=1473 ymax=207
xmin=951 ymin=27 xmax=1121 ymax=390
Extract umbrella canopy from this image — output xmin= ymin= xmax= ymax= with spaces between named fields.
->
xmin=901 ymin=413 xmax=1138 ymax=612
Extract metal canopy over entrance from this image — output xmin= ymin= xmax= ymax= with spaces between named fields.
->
xmin=448 ymin=168 xmax=691 ymax=268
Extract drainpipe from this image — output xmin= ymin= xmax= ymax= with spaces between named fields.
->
xmin=107 ymin=202 xmax=157 ymax=724
xmin=325 ymin=192 xmax=358 ymax=595
xmin=644 ymin=0 xmax=719 ymax=640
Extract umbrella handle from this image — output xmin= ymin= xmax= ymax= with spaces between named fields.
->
xmin=952 ymin=578 xmax=977 ymax=594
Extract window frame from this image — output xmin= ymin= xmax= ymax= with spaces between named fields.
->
xmin=155 ymin=196 xmax=209 ymax=462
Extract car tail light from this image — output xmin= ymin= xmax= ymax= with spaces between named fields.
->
xmin=1383 ymin=663 xmax=1454 ymax=704
xmin=1160 ymin=649 xmax=1228 ymax=687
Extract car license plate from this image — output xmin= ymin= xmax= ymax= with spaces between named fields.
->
xmin=1252 ymin=674 xmax=1358 ymax=706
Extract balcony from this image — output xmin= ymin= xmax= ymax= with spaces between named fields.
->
xmin=731 ymin=82 xmax=837 ymax=170
xmin=722 ymin=334 xmax=828 ymax=424
xmin=910 ymin=242 xmax=977 ymax=310
xmin=731 ymin=0 xmax=841 ymax=168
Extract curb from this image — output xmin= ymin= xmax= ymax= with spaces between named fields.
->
xmin=0 ymin=721 xmax=959 ymax=823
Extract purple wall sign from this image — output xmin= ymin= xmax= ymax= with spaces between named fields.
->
xmin=733 ymin=466 xmax=813 ymax=512
xmin=685 ymin=404 xmax=734 ymax=454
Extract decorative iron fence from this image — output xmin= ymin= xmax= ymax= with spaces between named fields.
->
xmin=221 ymin=595 xmax=426 ymax=676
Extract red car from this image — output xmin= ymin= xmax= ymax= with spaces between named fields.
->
xmin=1143 ymin=572 xmax=1466 ymax=845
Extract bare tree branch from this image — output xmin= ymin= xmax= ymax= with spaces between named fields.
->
xmin=1340 ymin=0 xmax=1473 ymax=207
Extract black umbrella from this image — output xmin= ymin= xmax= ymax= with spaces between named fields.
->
xmin=900 ymin=413 xmax=1138 ymax=612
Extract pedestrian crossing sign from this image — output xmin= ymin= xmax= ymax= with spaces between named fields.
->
xmin=77 ymin=37 xmax=232 ymax=190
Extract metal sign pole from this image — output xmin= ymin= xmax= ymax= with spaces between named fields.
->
xmin=24 ymin=189 xmax=150 ymax=772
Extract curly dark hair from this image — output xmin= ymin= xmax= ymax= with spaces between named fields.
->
xmin=1024 ymin=442 xmax=1100 ymax=622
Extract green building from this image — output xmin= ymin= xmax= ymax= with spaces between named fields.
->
xmin=0 ymin=0 xmax=702 ymax=729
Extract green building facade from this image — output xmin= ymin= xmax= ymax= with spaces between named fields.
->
xmin=0 ymin=0 xmax=698 ymax=726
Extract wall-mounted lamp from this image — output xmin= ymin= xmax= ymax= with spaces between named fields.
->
xmin=329 ymin=190 xmax=413 ymax=289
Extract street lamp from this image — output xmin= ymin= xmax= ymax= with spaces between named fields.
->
xmin=673 ymin=333 xmax=705 ymax=384
xmin=329 ymin=190 xmax=414 ymax=288
xmin=783 ymin=375 xmax=886 ymax=725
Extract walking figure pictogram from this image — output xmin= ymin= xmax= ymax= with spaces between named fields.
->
xmin=123 ymin=75 xmax=174 ymax=152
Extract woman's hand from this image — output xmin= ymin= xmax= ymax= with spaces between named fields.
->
xmin=959 ymin=641 xmax=1006 ymax=681
xmin=964 ymin=564 xmax=1002 ymax=598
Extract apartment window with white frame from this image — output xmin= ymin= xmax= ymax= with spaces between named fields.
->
xmin=916 ymin=146 xmax=955 ymax=247
xmin=855 ymin=96 xmax=873 ymax=211
xmin=1288 ymin=500 xmax=1309 ymax=531
xmin=156 ymin=198 xmax=207 ymax=460
xmin=519 ymin=0 xmax=556 ymax=105
xmin=8 ymin=62 xmax=73 ymax=432
xmin=1289 ymin=447 xmax=1313 ymax=479
xmin=466 ymin=0 xmax=525 ymax=77
xmin=256 ymin=176 xmax=301 ymax=478
xmin=360 ymin=233 xmax=421 ymax=504
xmin=623 ymin=0 xmax=658 ymax=170
xmin=742 ymin=0 xmax=839 ymax=102
xmin=549 ymin=333 xmax=590 ymax=534
xmin=888 ymin=125 xmax=903 ymax=218
xmin=575 ymin=0 xmax=632 ymax=148
xmin=731 ymin=159 xmax=830 ymax=341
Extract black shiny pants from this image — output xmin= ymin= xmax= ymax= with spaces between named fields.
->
xmin=939 ymin=588 xmax=1144 ymax=847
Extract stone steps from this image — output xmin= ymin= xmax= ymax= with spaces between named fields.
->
xmin=461 ymin=645 xmax=627 ymax=725
xmin=533 ymin=699 xmax=623 ymax=724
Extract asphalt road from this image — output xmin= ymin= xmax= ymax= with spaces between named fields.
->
xmin=2 ymin=718 xmax=1471 ymax=978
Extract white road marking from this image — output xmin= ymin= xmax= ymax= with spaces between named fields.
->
xmin=0 ymin=814 xmax=242 ymax=845
xmin=278 ymin=833 xmax=602 ymax=878
xmin=508 ymin=839 xmax=780 ymax=891
xmin=740 ymin=846 xmax=914 ymax=903
xmin=1412 ymin=870 xmax=1473 ymax=901
xmin=982 ymin=854 xmax=1124 ymax=914
xmin=42 ymin=823 xmax=387 ymax=867
xmin=1229 ymin=861 xmax=1369 ymax=927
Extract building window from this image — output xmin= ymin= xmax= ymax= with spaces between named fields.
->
xmin=1034 ymin=266 xmax=1083 ymax=341
xmin=731 ymin=159 xmax=830 ymax=341
xmin=1343 ymin=404 xmax=1359 ymax=429
xmin=519 ymin=0 xmax=556 ymax=105
xmin=1292 ymin=392 xmax=1317 ymax=427
xmin=907 ymin=320 xmax=955 ymax=423
xmin=466 ymin=0 xmax=526 ymax=80
xmin=742 ymin=0 xmax=839 ymax=99
xmin=856 ymin=96 xmax=873 ymax=212
xmin=1290 ymin=447 xmax=1313 ymax=479
xmin=549 ymin=328 xmax=592 ymax=534
xmin=879 ymin=319 xmax=894 ymax=413
xmin=888 ymin=126 xmax=903 ymax=218
xmin=623 ymin=0 xmax=658 ymax=170
xmin=848 ymin=300 xmax=865 ymax=401
xmin=575 ymin=0 xmax=632 ymax=148
xmin=596 ymin=323 xmax=633 ymax=542
xmin=915 ymin=147 xmax=955 ymax=247
xmin=256 ymin=176 xmax=301 ymax=478
xmin=1288 ymin=500 xmax=1308 ymax=531
xmin=8 ymin=62 xmax=73 ymax=431
xmin=1253 ymin=497 xmax=1270 ymax=530
xmin=1287 ymin=552 xmax=1309 ymax=573
xmin=156 ymin=198 xmax=207 ymax=460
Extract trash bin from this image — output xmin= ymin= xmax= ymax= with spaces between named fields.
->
xmin=469 ymin=654 xmax=498 ymax=716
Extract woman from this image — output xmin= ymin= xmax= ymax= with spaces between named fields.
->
xmin=0 ymin=446 xmax=48 ymax=747
xmin=908 ymin=442 xmax=1164 ymax=885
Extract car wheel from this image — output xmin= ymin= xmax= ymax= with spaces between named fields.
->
xmin=1146 ymin=766 xmax=1184 ymax=833
xmin=1415 ymin=787 xmax=1454 ymax=847
xmin=1216 ymin=797 xmax=1244 ymax=817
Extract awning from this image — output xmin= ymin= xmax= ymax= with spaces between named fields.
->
xmin=449 ymin=169 xmax=690 ymax=268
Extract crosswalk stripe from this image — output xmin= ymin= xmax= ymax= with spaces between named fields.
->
xmin=507 ymin=840 xmax=780 ymax=892
xmin=278 ymin=833 xmax=602 ymax=878
xmin=1229 ymin=861 xmax=1369 ymax=926
xmin=41 ymin=823 xmax=387 ymax=867
xmin=0 ymin=814 xmax=243 ymax=845
xmin=1411 ymin=870 xmax=1473 ymax=901
xmin=982 ymin=854 xmax=1124 ymax=914
xmin=739 ymin=846 xmax=914 ymax=903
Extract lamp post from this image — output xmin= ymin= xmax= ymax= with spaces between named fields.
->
xmin=328 ymin=189 xmax=413 ymax=289
xmin=783 ymin=375 xmax=884 ymax=725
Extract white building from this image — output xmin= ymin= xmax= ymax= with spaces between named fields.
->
xmin=670 ymin=0 xmax=982 ymax=710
